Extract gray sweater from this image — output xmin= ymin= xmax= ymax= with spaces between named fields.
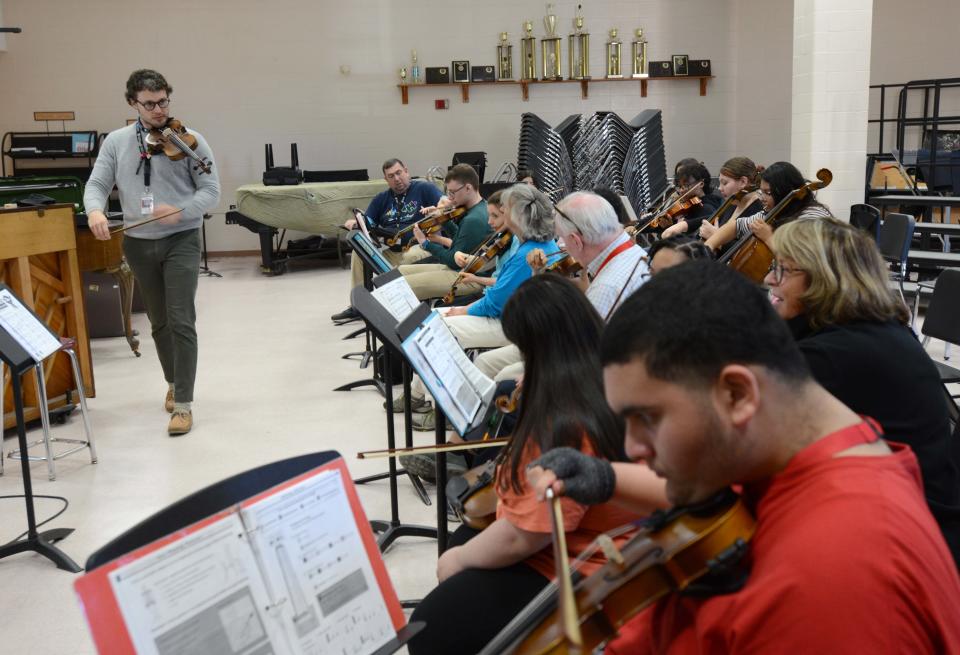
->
xmin=84 ymin=123 xmax=221 ymax=239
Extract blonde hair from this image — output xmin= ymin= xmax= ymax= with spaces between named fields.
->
xmin=772 ymin=217 xmax=910 ymax=329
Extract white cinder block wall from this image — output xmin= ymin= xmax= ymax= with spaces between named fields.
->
xmin=0 ymin=0 xmax=957 ymax=252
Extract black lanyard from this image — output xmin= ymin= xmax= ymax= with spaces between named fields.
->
xmin=135 ymin=121 xmax=151 ymax=190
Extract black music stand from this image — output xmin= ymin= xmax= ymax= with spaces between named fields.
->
xmin=0 ymin=305 xmax=80 ymax=572
xmin=85 ymin=451 xmax=424 ymax=655
xmin=349 ymin=286 xmax=436 ymax=559
xmin=199 ymin=213 xmax=222 ymax=278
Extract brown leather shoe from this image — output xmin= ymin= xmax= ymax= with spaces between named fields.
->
xmin=168 ymin=409 xmax=192 ymax=436
xmin=164 ymin=389 xmax=174 ymax=413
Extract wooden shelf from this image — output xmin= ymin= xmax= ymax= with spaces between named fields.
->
xmin=397 ymin=75 xmax=713 ymax=104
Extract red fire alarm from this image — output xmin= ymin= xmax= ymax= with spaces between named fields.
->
xmin=435 ymin=99 xmax=449 ymax=110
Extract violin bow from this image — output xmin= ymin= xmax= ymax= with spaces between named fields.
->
xmin=357 ymin=437 xmax=509 ymax=460
xmin=547 ymin=487 xmax=584 ymax=650
xmin=636 ymin=180 xmax=703 ymax=233
xmin=109 ymin=207 xmax=185 ymax=235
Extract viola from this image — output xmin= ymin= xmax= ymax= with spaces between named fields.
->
xmin=447 ymin=460 xmax=499 ymax=530
xmin=480 ymin=489 xmax=756 ymax=654
xmin=143 ymin=118 xmax=212 ymax=175
xmin=442 ymin=231 xmax=513 ymax=304
xmin=720 ymin=168 xmax=832 ymax=283
xmin=386 ymin=205 xmax=466 ymax=249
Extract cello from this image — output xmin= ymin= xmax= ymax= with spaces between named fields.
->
xmin=719 ymin=168 xmax=832 ymax=283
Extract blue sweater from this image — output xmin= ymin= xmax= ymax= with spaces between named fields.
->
xmin=468 ymin=238 xmax=560 ymax=318
xmin=364 ymin=179 xmax=442 ymax=233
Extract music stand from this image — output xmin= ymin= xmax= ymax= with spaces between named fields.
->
xmin=198 ymin=213 xmax=222 ymax=278
xmin=349 ymin=285 xmax=436 ymax=555
xmin=84 ymin=451 xmax=423 ymax=655
xmin=0 ymin=288 xmax=80 ymax=572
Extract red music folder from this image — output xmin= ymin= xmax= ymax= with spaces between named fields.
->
xmin=75 ymin=457 xmax=405 ymax=654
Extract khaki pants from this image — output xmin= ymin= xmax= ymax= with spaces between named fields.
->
xmin=398 ymin=263 xmax=484 ymax=301
xmin=474 ymin=344 xmax=524 ymax=382
xmin=350 ymin=245 xmax=429 ymax=289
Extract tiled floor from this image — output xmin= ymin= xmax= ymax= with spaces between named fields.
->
xmin=0 ymin=256 xmax=956 ymax=654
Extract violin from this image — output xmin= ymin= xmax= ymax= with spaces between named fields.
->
xmin=636 ymin=181 xmax=704 ymax=233
xmin=705 ymin=188 xmax=751 ymax=229
xmin=720 ymin=169 xmax=832 ymax=283
xmin=143 ymin=118 xmax=212 ymax=175
xmin=386 ymin=205 xmax=466 ymax=249
xmin=443 ymin=231 xmax=513 ymax=304
xmin=447 ymin=459 xmax=499 ymax=530
xmin=480 ymin=489 xmax=756 ymax=654
xmin=543 ymin=252 xmax=583 ymax=277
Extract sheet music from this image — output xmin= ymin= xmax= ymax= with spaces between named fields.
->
xmin=108 ymin=513 xmax=287 ymax=655
xmin=241 ymin=469 xmax=395 ymax=655
xmin=402 ymin=312 xmax=495 ymax=435
xmin=349 ymin=232 xmax=392 ymax=274
xmin=371 ymin=276 xmax=420 ymax=323
xmin=0 ymin=287 xmax=61 ymax=362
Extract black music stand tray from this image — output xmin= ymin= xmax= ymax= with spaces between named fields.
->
xmin=0 ymin=323 xmax=80 ymax=572
xmin=335 ymin=234 xmax=384 ymax=392
xmin=85 ymin=451 xmax=424 ymax=654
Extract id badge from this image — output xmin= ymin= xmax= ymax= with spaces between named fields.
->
xmin=140 ymin=193 xmax=154 ymax=216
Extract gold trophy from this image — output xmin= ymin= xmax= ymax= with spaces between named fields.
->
xmin=520 ymin=20 xmax=537 ymax=81
xmin=568 ymin=4 xmax=590 ymax=80
xmin=631 ymin=28 xmax=648 ymax=78
xmin=606 ymin=28 xmax=623 ymax=79
xmin=497 ymin=32 xmax=514 ymax=80
xmin=540 ymin=4 xmax=562 ymax=81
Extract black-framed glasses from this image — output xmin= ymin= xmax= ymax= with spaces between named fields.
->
xmin=135 ymin=98 xmax=170 ymax=111
xmin=767 ymin=260 xmax=805 ymax=285
xmin=446 ymin=184 xmax=465 ymax=197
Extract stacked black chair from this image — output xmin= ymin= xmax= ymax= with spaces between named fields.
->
xmin=517 ymin=113 xmax=576 ymax=201
xmin=623 ymin=109 xmax=669 ymax=219
xmin=573 ymin=112 xmax=636 ymax=194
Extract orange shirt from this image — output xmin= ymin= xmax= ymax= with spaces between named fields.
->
xmin=496 ymin=439 xmax=640 ymax=580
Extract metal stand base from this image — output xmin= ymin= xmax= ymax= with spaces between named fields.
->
xmin=0 ymin=527 xmax=81 ymax=572
xmin=333 ymin=377 xmax=384 ymax=393
xmin=355 ymin=468 xmax=431 ymax=506
xmin=370 ymin=519 xmax=437 ymax=553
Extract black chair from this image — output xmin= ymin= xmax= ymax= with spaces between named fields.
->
xmin=849 ymin=203 xmax=881 ymax=243
xmin=878 ymin=212 xmax=916 ymax=311
xmin=302 ymin=169 xmax=369 ymax=183
xmin=451 ymin=152 xmax=487 ymax=184
xmin=920 ymin=269 xmax=960 ymax=394
xmin=86 ymin=452 xmax=339 ymax=570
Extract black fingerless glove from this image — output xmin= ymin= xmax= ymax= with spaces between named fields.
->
xmin=530 ymin=447 xmax=616 ymax=505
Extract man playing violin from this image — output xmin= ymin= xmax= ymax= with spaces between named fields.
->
xmin=85 ymin=69 xmax=220 ymax=436
xmin=528 ymin=261 xmax=960 ymax=653
xmin=396 ymin=163 xmax=492 ymax=301
xmin=331 ymin=158 xmax=442 ymax=322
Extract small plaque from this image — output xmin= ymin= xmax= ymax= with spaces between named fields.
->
xmin=688 ymin=59 xmax=712 ymax=76
xmin=451 ymin=60 xmax=471 ymax=83
xmin=471 ymin=65 xmax=496 ymax=82
xmin=648 ymin=60 xmax=674 ymax=77
xmin=33 ymin=111 xmax=75 ymax=122
xmin=671 ymin=55 xmax=689 ymax=76
xmin=426 ymin=67 xmax=450 ymax=84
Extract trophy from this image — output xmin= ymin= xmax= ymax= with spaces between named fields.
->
xmin=540 ymin=5 xmax=562 ymax=81
xmin=520 ymin=20 xmax=537 ymax=81
xmin=497 ymin=32 xmax=513 ymax=80
xmin=411 ymin=49 xmax=422 ymax=84
xmin=568 ymin=4 xmax=590 ymax=80
xmin=631 ymin=28 xmax=648 ymax=78
xmin=606 ymin=28 xmax=623 ymax=79
xmin=399 ymin=67 xmax=408 ymax=84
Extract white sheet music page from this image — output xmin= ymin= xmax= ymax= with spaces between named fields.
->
xmin=241 ymin=469 xmax=395 ymax=655
xmin=108 ymin=513 xmax=289 ymax=655
xmin=371 ymin=276 xmax=420 ymax=323
xmin=0 ymin=287 xmax=61 ymax=362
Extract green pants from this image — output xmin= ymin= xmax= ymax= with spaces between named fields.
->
xmin=123 ymin=229 xmax=201 ymax=403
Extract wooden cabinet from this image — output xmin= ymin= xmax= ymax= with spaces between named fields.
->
xmin=1 ymin=204 xmax=94 ymax=430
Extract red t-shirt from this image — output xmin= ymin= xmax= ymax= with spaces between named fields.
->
xmin=496 ymin=440 xmax=639 ymax=580
xmin=606 ymin=421 xmax=960 ymax=654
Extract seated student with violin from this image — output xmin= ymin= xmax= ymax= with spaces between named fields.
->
xmin=658 ymin=162 xmax=722 ymax=238
xmin=85 ymin=69 xmax=220 ymax=436
xmin=767 ymin=217 xmax=960 ymax=564
xmin=407 ymin=274 xmax=654 ymax=655
xmin=704 ymin=160 xmax=830 ymax=254
xmin=529 ymin=262 xmax=960 ymax=653
xmin=331 ymin=158 xmax=442 ymax=322
xmin=395 ymin=163 xmax=492 ymax=301
xmin=695 ymin=156 xmax=764 ymax=242
xmin=475 ymin=191 xmax=649 ymax=384
xmin=445 ymin=189 xmax=518 ymax=296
